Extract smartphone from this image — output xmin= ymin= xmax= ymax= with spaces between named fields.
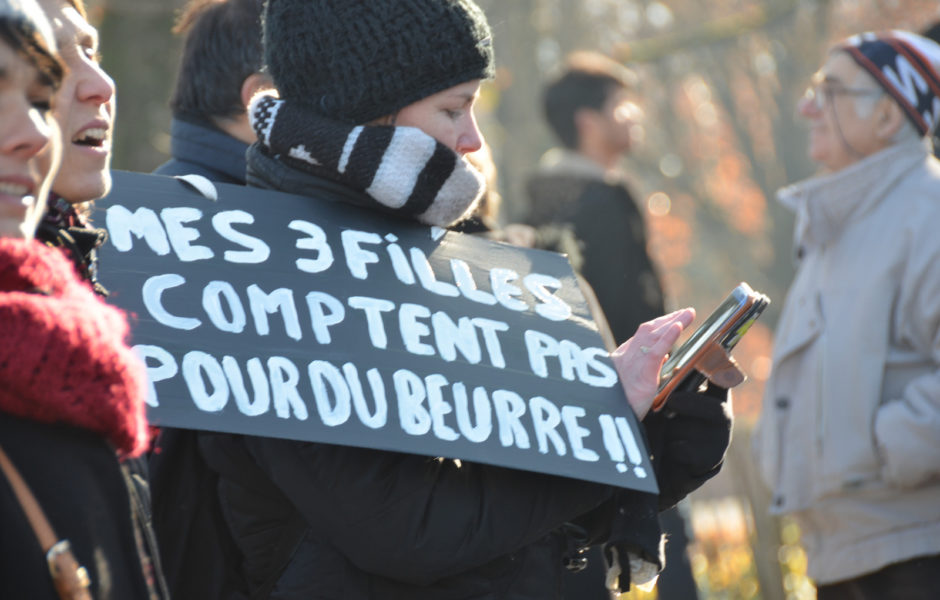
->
xmin=652 ymin=282 xmax=770 ymax=410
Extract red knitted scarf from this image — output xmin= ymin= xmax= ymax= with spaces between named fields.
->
xmin=0 ymin=238 xmax=149 ymax=456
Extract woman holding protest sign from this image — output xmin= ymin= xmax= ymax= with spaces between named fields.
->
xmin=193 ymin=1 xmax=733 ymax=598
xmin=0 ymin=2 xmax=167 ymax=597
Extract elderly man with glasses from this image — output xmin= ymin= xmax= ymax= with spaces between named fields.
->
xmin=753 ymin=30 xmax=940 ymax=600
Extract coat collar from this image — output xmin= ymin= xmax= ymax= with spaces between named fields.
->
xmin=536 ymin=148 xmax=623 ymax=184
xmin=777 ymin=140 xmax=929 ymax=254
xmin=168 ymin=117 xmax=249 ymax=184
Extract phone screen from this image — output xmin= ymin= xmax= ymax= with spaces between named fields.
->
xmin=659 ymin=288 xmax=747 ymax=383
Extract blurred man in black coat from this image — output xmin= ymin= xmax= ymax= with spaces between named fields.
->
xmin=526 ymin=51 xmax=663 ymax=347
xmin=153 ymin=0 xmax=271 ymax=184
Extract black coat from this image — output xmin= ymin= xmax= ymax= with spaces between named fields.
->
xmin=0 ymin=414 xmax=157 ymax=600
xmin=526 ymin=169 xmax=664 ymax=345
xmin=199 ymin=432 xmax=617 ymax=599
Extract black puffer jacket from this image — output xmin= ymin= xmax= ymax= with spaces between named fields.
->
xmin=199 ymin=432 xmax=615 ymax=599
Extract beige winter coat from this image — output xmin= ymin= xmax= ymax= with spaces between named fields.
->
xmin=754 ymin=140 xmax=940 ymax=584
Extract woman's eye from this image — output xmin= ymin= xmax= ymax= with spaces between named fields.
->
xmin=445 ymin=109 xmax=462 ymax=120
xmin=82 ymin=46 xmax=101 ymax=62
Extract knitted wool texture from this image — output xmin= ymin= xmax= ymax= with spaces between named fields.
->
xmin=250 ymin=92 xmax=484 ymax=226
xmin=263 ymin=0 xmax=495 ymax=124
xmin=0 ymin=238 xmax=149 ymax=457
xmin=838 ymin=30 xmax=940 ymax=136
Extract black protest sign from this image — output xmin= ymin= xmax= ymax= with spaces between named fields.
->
xmin=96 ymin=170 xmax=656 ymax=492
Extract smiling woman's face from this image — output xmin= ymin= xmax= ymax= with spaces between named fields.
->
xmin=38 ymin=0 xmax=114 ymax=203
xmin=0 ymin=37 xmax=61 ymax=239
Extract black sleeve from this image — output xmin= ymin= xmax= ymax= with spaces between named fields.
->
xmin=244 ymin=437 xmax=615 ymax=585
xmin=643 ymin=382 xmax=733 ymax=510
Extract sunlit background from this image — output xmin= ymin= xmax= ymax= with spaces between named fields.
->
xmin=85 ymin=1 xmax=940 ymax=598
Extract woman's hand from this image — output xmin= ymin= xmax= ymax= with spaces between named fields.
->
xmin=611 ymin=308 xmax=695 ymax=420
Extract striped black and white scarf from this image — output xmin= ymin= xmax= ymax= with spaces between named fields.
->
xmin=249 ymin=93 xmax=484 ymax=227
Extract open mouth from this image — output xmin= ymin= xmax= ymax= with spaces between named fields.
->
xmin=72 ymin=127 xmax=108 ymax=147
xmin=0 ymin=181 xmax=32 ymax=198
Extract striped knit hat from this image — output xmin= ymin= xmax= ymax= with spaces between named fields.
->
xmin=262 ymin=0 xmax=494 ymax=124
xmin=837 ymin=30 xmax=940 ymax=136
xmin=249 ymin=93 xmax=484 ymax=227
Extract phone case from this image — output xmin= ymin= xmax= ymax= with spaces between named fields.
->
xmin=652 ymin=282 xmax=769 ymax=411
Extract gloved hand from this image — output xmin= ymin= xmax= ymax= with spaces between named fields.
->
xmin=599 ymin=491 xmax=664 ymax=593
xmin=643 ymin=379 xmax=732 ymax=510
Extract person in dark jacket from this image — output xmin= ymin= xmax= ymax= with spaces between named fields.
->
xmin=153 ymin=0 xmax=270 ymax=184
xmin=526 ymin=51 xmax=663 ymax=347
xmin=194 ymin=1 xmax=733 ymax=598
xmin=0 ymin=3 xmax=163 ymax=598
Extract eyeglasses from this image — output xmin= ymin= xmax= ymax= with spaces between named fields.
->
xmin=802 ymin=81 xmax=883 ymax=111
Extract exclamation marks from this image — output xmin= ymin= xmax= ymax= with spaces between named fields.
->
xmin=599 ymin=415 xmax=648 ymax=478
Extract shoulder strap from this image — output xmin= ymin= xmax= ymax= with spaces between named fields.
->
xmin=0 ymin=444 xmax=59 ymax=549
xmin=120 ymin=461 xmax=171 ymax=600
xmin=251 ymin=511 xmax=308 ymax=600
xmin=0 ymin=443 xmax=92 ymax=600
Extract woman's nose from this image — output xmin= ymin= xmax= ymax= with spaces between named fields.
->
xmin=455 ymin=116 xmax=483 ymax=155
xmin=76 ymin=59 xmax=116 ymax=106
xmin=1 ymin=107 xmax=53 ymax=159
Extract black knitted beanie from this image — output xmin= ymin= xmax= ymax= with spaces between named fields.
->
xmin=263 ymin=0 xmax=495 ymax=124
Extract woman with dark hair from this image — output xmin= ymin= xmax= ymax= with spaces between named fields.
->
xmin=0 ymin=3 xmax=168 ymax=598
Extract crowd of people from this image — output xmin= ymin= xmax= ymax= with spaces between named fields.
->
xmin=0 ymin=0 xmax=937 ymax=599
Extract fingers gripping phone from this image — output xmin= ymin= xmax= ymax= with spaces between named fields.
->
xmin=652 ymin=282 xmax=770 ymax=411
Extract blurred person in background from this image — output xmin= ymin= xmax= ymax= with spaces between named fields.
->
xmin=526 ymin=50 xmax=700 ymax=600
xmin=525 ymin=51 xmax=664 ymax=346
xmin=0 ymin=1 xmax=166 ymax=598
xmin=153 ymin=0 xmax=270 ymax=184
xmin=754 ymin=30 xmax=940 ymax=599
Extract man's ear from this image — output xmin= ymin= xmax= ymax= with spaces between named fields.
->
xmin=241 ymin=72 xmax=275 ymax=109
xmin=874 ymin=97 xmax=906 ymax=142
